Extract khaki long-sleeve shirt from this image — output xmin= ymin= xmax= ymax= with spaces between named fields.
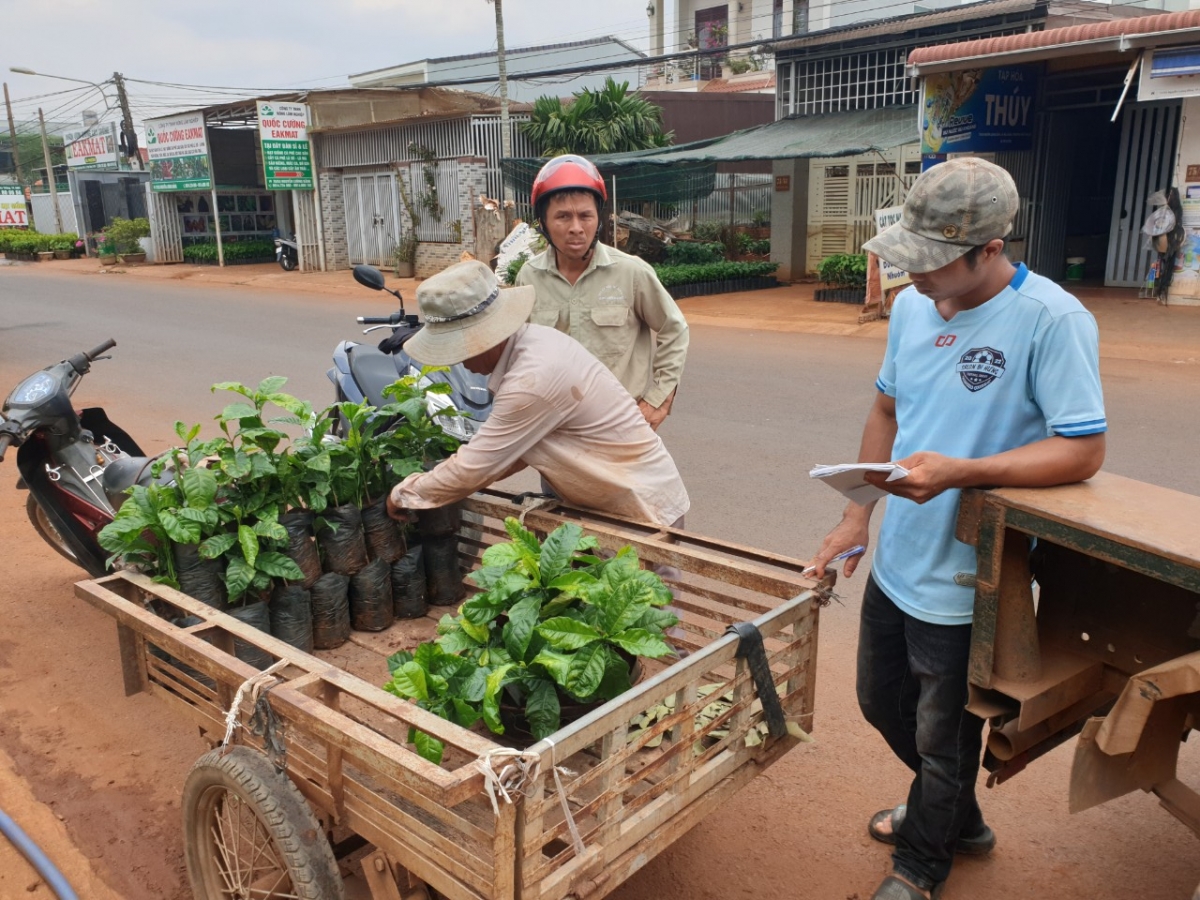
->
xmin=515 ymin=243 xmax=689 ymax=408
xmin=391 ymin=324 xmax=690 ymax=527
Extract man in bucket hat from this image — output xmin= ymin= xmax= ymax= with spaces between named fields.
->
xmin=809 ymin=158 xmax=1106 ymax=900
xmin=386 ymin=260 xmax=689 ymax=528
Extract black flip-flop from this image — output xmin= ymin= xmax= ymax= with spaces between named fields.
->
xmin=868 ymin=804 xmax=996 ymax=856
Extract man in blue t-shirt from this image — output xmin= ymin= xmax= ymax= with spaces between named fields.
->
xmin=810 ymin=158 xmax=1106 ymax=900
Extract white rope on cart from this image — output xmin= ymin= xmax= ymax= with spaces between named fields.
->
xmin=220 ymin=659 xmax=289 ymax=751
xmin=518 ymin=496 xmax=558 ymax=526
xmin=475 ymin=739 xmax=587 ymax=858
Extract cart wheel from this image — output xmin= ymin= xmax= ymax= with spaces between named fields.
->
xmin=183 ymin=746 xmax=344 ymax=900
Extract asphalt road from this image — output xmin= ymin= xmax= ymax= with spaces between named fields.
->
xmin=1 ymin=266 xmax=1199 ymax=899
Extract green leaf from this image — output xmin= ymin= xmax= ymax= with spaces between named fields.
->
xmin=537 ymin=617 xmax=602 ymax=651
xmin=222 ymin=451 xmax=252 ymax=479
xmin=255 ymin=552 xmax=305 ymax=580
xmin=175 ymin=421 xmax=202 ymax=443
xmin=238 ymin=524 xmax=259 ymax=569
xmin=596 ymin=577 xmax=654 ymax=636
xmin=199 ymin=532 xmax=238 ymax=559
xmin=461 ymin=665 xmax=489 ymax=703
xmin=252 ymin=519 xmax=288 ymax=542
xmin=411 ymin=730 xmax=445 ymax=765
xmin=461 ymin=590 xmax=509 ymax=627
xmin=481 ymin=542 xmax=521 ymax=569
xmin=436 ymin=628 xmax=480 ymax=655
xmin=390 ymin=661 xmax=430 ymax=701
xmin=525 ymin=679 xmax=561 ymax=740
xmin=531 ymin=647 xmax=572 ymax=684
xmin=386 ymin=650 xmax=414 ymax=674
xmin=610 ymin=628 xmax=674 ymax=658
xmin=538 ymin=522 xmax=582 ymax=583
xmin=564 ymin=643 xmax=607 ymax=700
xmin=305 ymin=451 xmax=331 ymax=473
xmin=502 ymin=594 xmax=542 ymax=662
xmin=257 ymin=375 xmax=288 ymax=396
xmin=459 ymin=616 xmax=490 ymax=644
xmin=211 ymin=381 xmax=252 ymax=398
xmin=220 ymin=402 xmax=260 ymax=422
xmin=158 ymin=510 xmax=202 ymax=545
xmin=451 ymin=699 xmax=482 ymax=729
xmin=482 ymin=664 xmax=516 ymax=735
xmin=225 ymin=556 xmax=255 ymax=601
xmin=635 ymin=606 xmax=680 ymax=632
xmin=504 ymin=517 xmax=542 ymax=561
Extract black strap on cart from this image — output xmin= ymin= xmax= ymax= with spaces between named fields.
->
xmin=725 ymin=621 xmax=788 ymax=738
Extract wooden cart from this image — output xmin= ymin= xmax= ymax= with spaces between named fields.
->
xmin=957 ymin=471 xmax=1200 ymax=837
xmin=75 ymin=490 xmax=825 ymax=900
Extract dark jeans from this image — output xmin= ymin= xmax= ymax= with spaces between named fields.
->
xmin=857 ymin=573 xmax=987 ymax=890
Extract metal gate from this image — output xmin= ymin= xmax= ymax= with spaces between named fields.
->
xmin=343 ymin=171 xmax=401 ymax=267
xmin=146 ymin=183 xmax=183 ymax=263
xmin=292 ymin=190 xmax=321 ymax=272
xmin=1106 ymin=101 xmax=1181 ymax=287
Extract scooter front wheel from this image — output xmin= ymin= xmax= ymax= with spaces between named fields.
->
xmin=26 ymin=494 xmax=80 ymax=566
xmin=280 ymin=252 xmax=297 ymax=271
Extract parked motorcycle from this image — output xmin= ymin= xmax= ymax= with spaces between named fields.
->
xmin=275 ymin=233 xmax=299 ymax=271
xmin=327 ymin=264 xmax=493 ymax=442
xmin=0 ymin=340 xmax=167 ymax=577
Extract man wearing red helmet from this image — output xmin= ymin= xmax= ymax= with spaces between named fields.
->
xmin=515 ymin=155 xmax=689 ymax=430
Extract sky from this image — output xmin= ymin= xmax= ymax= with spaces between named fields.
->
xmin=0 ymin=0 xmax=693 ymax=132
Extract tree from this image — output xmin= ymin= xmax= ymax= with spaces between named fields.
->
xmin=521 ymin=78 xmax=673 ymax=157
xmin=0 ymin=131 xmax=64 ymax=184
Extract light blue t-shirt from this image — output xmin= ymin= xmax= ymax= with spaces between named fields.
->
xmin=872 ymin=264 xmax=1106 ymax=625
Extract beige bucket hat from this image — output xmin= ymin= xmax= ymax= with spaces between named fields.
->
xmin=864 ymin=157 xmax=1019 ymax=275
xmin=403 ymin=260 xmax=536 ymax=366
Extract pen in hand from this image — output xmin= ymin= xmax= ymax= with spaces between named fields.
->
xmin=803 ymin=545 xmax=866 ymax=577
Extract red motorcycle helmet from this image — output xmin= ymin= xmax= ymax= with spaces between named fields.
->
xmin=530 ymin=154 xmax=607 ymax=216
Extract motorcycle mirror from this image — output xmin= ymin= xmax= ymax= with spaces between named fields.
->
xmin=353 ymin=265 xmax=386 ymax=291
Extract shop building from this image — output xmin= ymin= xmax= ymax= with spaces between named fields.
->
xmin=907 ymin=8 xmax=1200 ymax=297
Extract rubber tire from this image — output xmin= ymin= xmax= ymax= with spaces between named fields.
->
xmin=182 ymin=746 xmax=344 ymax=900
xmin=26 ymin=494 xmax=80 ymax=567
xmin=280 ymin=252 xmax=297 ymax=271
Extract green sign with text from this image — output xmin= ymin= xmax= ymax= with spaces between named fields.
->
xmin=257 ymin=101 xmax=313 ymax=191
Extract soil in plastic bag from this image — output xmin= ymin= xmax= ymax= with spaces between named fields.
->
xmin=315 ymin=504 xmax=369 ymax=576
xmin=280 ymin=510 xmax=322 ymax=588
xmin=270 ymin=583 xmax=314 ymax=653
xmin=416 ymin=502 xmax=461 ymax=538
xmin=311 ymin=572 xmax=351 ymax=650
xmin=391 ymin=543 xmax=427 ymax=619
xmin=423 ymin=535 xmax=465 ymax=606
xmin=350 ymin=558 xmax=394 ymax=632
xmin=173 ymin=542 xmax=227 ymax=608
xmin=361 ymin=498 xmax=407 ymax=564
xmin=229 ymin=600 xmax=274 ymax=670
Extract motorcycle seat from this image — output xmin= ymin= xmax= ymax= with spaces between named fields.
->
xmin=102 ymin=454 xmax=173 ymax=497
xmin=348 ymin=345 xmax=399 ymax=409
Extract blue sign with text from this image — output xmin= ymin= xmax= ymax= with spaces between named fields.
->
xmin=921 ymin=65 xmax=1037 ymax=155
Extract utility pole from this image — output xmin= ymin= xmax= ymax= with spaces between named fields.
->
xmin=3 ymin=82 xmax=23 ymax=184
xmin=488 ymin=0 xmax=513 ymax=204
xmin=112 ymin=71 xmax=143 ymax=171
xmin=37 ymin=108 xmax=63 ymax=233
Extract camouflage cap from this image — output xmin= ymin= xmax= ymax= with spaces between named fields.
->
xmin=863 ymin=157 xmax=1019 ymax=275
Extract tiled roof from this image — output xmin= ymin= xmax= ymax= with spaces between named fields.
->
xmin=701 ymin=74 xmax=776 ymax=93
xmin=908 ymin=9 xmax=1200 ymax=67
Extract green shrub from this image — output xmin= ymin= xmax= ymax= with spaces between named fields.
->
xmin=817 ymin=253 xmax=867 ymax=288
xmin=664 ymin=241 xmax=725 ymax=266
xmin=183 ymin=242 xmax=219 ymax=263
xmin=501 ymin=251 xmax=529 ymax=286
xmin=652 ymin=260 xmax=778 ymax=287
xmin=104 ymin=217 xmax=150 ymax=254
xmin=691 ymin=221 xmax=722 ymax=241
xmin=182 ymin=240 xmax=274 ymax=264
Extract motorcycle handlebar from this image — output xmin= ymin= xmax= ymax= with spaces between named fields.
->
xmin=357 ymin=314 xmax=401 ymax=325
xmin=86 ymin=338 xmax=117 ymax=360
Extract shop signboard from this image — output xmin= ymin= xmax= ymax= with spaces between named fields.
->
xmin=873 ymin=206 xmax=912 ymax=291
xmin=257 ymin=101 xmax=313 ymax=190
xmin=920 ymin=65 xmax=1037 ymax=155
xmin=0 ymin=185 xmax=28 ymax=228
xmin=146 ymin=111 xmax=212 ymax=192
xmin=62 ymin=123 xmax=121 ymax=170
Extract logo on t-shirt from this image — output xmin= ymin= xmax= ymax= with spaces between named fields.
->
xmin=956 ymin=347 xmax=1007 ymax=392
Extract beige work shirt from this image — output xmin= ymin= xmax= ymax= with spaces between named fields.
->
xmin=515 ymin=243 xmax=689 ymax=408
xmin=391 ymin=324 xmax=690 ymax=527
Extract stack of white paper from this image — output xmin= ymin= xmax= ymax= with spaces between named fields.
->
xmin=809 ymin=463 xmax=909 ymax=504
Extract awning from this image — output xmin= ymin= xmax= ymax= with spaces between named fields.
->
xmin=584 ymin=105 xmax=919 ymax=169
xmin=1151 ymin=44 xmax=1200 ymax=78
